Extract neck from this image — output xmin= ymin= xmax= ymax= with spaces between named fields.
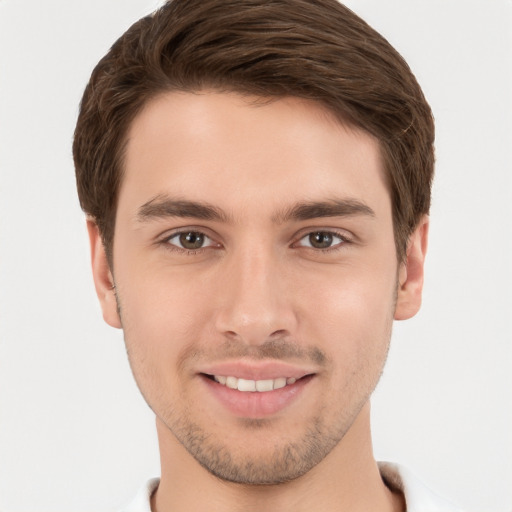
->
xmin=151 ymin=403 xmax=404 ymax=512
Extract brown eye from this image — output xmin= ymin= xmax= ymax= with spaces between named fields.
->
xmin=179 ymin=232 xmax=205 ymax=249
xmin=165 ymin=231 xmax=216 ymax=251
xmin=308 ymin=232 xmax=334 ymax=249
xmin=295 ymin=230 xmax=348 ymax=250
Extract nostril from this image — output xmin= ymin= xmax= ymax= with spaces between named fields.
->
xmin=269 ymin=329 xmax=288 ymax=338
xmin=222 ymin=330 xmax=242 ymax=342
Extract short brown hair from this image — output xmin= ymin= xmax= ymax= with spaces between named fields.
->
xmin=73 ymin=0 xmax=434 ymax=264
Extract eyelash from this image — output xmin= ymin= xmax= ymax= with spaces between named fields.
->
xmin=160 ymin=230 xmax=219 ymax=255
xmin=159 ymin=229 xmax=353 ymax=254
xmin=294 ymin=230 xmax=352 ymax=252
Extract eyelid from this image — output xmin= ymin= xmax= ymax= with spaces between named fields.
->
xmin=167 ymin=232 xmax=215 ymax=248
xmin=158 ymin=226 xmax=222 ymax=251
xmin=293 ymin=228 xmax=353 ymax=249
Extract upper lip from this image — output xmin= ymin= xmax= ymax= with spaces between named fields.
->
xmin=198 ymin=359 xmax=317 ymax=381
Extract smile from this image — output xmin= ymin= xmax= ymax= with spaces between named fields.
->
xmin=212 ymin=375 xmax=297 ymax=392
xmin=201 ymin=370 xmax=314 ymax=417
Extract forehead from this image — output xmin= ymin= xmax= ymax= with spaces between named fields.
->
xmin=119 ymin=91 xmax=389 ymax=219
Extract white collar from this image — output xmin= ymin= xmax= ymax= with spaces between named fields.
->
xmin=121 ymin=477 xmax=158 ymax=512
xmin=379 ymin=462 xmax=464 ymax=512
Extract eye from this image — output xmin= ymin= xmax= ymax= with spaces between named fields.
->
xmin=297 ymin=231 xmax=348 ymax=249
xmin=165 ymin=231 xmax=216 ymax=251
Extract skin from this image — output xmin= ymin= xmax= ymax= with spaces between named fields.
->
xmin=88 ymin=91 xmax=428 ymax=512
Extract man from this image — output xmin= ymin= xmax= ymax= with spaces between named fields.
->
xmin=73 ymin=0 xmax=463 ymax=510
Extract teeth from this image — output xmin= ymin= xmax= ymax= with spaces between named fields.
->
xmin=237 ymin=378 xmax=256 ymax=392
xmin=226 ymin=376 xmax=238 ymax=389
xmin=213 ymin=375 xmax=299 ymax=392
xmin=255 ymin=379 xmax=273 ymax=392
xmin=273 ymin=377 xmax=286 ymax=390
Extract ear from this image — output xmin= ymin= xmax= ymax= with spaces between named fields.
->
xmin=394 ymin=215 xmax=429 ymax=321
xmin=87 ymin=219 xmax=122 ymax=328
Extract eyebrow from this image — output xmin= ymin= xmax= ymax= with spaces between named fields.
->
xmin=137 ymin=195 xmax=228 ymax=223
xmin=136 ymin=195 xmax=375 ymax=224
xmin=273 ymin=198 xmax=375 ymax=223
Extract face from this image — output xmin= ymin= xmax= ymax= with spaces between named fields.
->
xmin=90 ymin=91 xmax=427 ymax=484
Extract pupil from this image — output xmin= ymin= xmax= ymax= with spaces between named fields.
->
xmin=309 ymin=232 xmax=332 ymax=248
xmin=180 ymin=232 xmax=204 ymax=249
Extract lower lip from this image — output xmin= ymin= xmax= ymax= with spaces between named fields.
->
xmin=201 ymin=375 xmax=313 ymax=419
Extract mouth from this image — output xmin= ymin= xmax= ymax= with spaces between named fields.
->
xmin=200 ymin=370 xmax=315 ymax=418
xmin=203 ymin=373 xmax=306 ymax=392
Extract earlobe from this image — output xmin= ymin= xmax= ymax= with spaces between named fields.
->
xmin=394 ymin=215 xmax=429 ymax=321
xmin=86 ymin=220 xmax=122 ymax=329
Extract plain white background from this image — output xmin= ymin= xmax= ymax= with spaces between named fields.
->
xmin=0 ymin=1 xmax=511 ymax=511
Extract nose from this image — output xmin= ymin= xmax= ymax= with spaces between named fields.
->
xmin=214 ymin=247 xmax=297 ymax=346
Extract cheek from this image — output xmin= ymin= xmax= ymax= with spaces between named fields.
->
xmin=313 ymin=288 xmax=394 ymax=403
xmin=115 ymin=266 xmax=214 ymax=380
xmin=298 ymin=262 xmax=397 ymax=367
xmin=301 ymin=259 xmax=397 ymax=327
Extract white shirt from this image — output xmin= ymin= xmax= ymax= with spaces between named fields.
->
xmin=121 ymin=462 xmax=464 ymax=512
